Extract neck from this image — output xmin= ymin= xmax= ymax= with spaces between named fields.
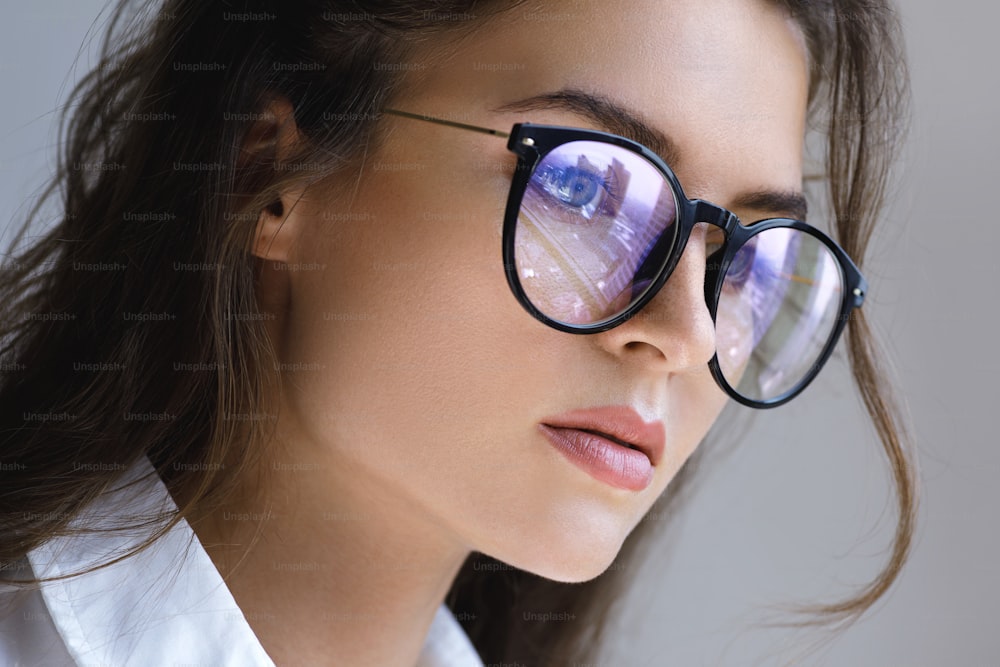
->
xmin=183 ymin=427 xmax=471 ymax=666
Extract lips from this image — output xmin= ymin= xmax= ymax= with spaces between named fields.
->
xmin=539 ymin=405 xmax=665 ymax=467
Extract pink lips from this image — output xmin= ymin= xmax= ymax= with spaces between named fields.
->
xmin=538 ymin=406 xmax=666 ymax=491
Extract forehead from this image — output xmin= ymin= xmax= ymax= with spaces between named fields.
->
xmin=405 ymin=0 xmax=810 ymax=191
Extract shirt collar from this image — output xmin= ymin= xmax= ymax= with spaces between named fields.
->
xmin=27 ymin=456 xmax=484 ymax=666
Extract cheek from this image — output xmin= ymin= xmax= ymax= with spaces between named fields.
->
xmin=279 ymin=161 xmax=555 ymax=470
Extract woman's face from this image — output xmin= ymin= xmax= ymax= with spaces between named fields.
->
xmin=261 ymin=0 xmax=808 ymax=582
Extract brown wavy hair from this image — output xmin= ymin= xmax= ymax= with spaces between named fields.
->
xmin=0 ymin=0 xmax=915 ymax=664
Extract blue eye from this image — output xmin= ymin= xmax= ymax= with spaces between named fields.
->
xmin=549 ymin=166 xmax=603 ymax=207
xmin=531 ymin=163 xmax=612 ymax=218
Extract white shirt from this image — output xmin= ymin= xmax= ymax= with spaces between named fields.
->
xmin=0 ymin=457 xmax=484 ymax=667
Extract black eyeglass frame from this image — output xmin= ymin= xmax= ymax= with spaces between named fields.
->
xmin=382 ymin=109 xmax=867 ymax=408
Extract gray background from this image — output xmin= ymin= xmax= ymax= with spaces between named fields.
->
xmin=2 ymin=1 xmax=995 ymax=665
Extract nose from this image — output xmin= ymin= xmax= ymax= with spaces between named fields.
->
xmin=593 ymin=223 xmax=717 ymax=373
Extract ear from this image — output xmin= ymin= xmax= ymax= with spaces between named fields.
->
xmin=242 ymin=96 xmax=306 ymax=264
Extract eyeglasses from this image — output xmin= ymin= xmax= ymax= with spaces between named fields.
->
xmin=382 ymin=108 xmax=866 ymax=408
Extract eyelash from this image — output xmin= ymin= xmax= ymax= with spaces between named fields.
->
xmin=530 ymin=163 xmax=622 ymax=220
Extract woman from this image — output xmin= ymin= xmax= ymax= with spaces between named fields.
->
xmin=0 ymin=0 xmax=916 ymax=665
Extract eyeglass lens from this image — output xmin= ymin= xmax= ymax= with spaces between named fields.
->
xmin=513 ymin=140 xmax=846 ymax=402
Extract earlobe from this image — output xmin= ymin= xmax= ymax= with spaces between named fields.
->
xmin=242 ymin=96 xmax=305 ymax=264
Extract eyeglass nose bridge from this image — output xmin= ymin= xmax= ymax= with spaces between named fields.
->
xmin=691 ymin=199 xmax=740 ymax=236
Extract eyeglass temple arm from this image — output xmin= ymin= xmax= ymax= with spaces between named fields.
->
xmin=382 ymin=108 xmax=510 ymax=139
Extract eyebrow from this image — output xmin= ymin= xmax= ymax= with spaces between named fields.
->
xmin=732 ymin=190 xmax=808 ymax=222
xmin=491 ymin=88 xmax=682 ymax=167
xmin=490 ymin=88 xmax=809 ymax=221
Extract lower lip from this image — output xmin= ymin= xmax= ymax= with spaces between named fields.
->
xmin=538 ymin=424 xmax=654 ymax=491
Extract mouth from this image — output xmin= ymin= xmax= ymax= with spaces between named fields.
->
xmin=537 ymin=406 xmax=666 ymax=468
xmin=576 ymin=428 xmax=641 ymax=452
xmin=537 ymin=423 xmax=656 ymax=491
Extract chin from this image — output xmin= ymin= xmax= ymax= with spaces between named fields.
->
xmin=485 ymin=514 xmax=635 ymax=584
xmin=520 ymin=545 xmax=625 ymax=584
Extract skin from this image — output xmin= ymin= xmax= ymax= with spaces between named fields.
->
xmin=189 ymin=0 xmax=810 ymax=664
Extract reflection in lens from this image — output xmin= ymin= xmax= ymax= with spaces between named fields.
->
xmin=514 ymin=141 xmax=678 ymax=325
xmin=715 ymin=227 xmax=843 ymax=402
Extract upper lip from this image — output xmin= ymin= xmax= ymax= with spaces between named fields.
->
xmin=540 ymin=405 xmax=665 ymax=467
